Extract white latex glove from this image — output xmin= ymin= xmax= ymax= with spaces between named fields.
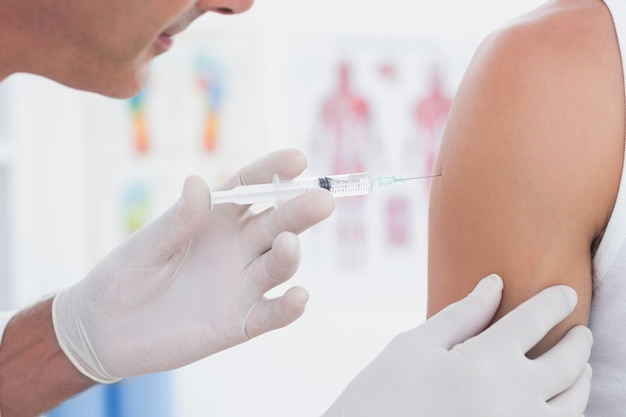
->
xmin=323 ymin=275 xmax=593 ymax=417
xmin=52 ymin=149 xmax=335 ymax=383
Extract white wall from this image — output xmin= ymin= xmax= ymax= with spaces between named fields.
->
xmin=0 ymin=1 xmax=545 ymax=416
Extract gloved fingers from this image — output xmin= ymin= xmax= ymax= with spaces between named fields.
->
xmin=245 ymin=232 xmax=301 ymax=295
xmin=124 ymin=175 xmax=211 ymax=267
xmin=215 ymin=149 xmax=308 ymax=214
xmin=532 ymin=325 xmax=593 ymax=400
xmin=421 ymin=275 xmax=503 ymax=349
xmin=243 ymin=188 xmax=335 ymax=255
xmin=244 ymin=286 xmax=309 ymax=339
xmin=546 ymin=363 xmax=592 ymax=417
xmin=478 ymin=286 xmax=577 ymax=353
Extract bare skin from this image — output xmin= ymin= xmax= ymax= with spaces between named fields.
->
xmin=0 ymin=1 xmax=252 ymax=415
xmin=0 ymin=0 xmax=253 ymax=97
xmin=427 ymin=0 xmax=624 ymax=357
xmin=0 ymin=299 xmax=94 ymax=416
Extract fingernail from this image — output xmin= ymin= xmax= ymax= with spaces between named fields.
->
xmin=470 ymin=274 xmax=503 ymax=296
xmin=562 ymin=286 xmax=578 ymax=311
xmin=487 ymin=274 xmax=503 ymax=290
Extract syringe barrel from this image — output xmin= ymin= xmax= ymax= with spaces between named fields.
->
xmin=320 ymin=172 xmax=374 ymax=197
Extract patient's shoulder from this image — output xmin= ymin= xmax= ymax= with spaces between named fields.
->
xmin=454 ymin=0 xmax=623 ymax=150
xmin=443 ymin=0 xmax=624 ymax=245
xmin=470 ymin=0 xmax=618 ymax=92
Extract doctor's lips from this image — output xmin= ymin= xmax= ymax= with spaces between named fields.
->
xmin=155 ymin=32 xmax=175 ymax=53
xmin=155 ymin=24 xmax=187 ymax=54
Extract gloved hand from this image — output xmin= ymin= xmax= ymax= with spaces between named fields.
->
xmin=323 ymin=275 xmax=593 ymax=417
xmin=52 ymin=149 xmax=335 ymax=383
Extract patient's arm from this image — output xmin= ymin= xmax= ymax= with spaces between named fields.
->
xmin=427 ymin=0 xmax=624 ymax=357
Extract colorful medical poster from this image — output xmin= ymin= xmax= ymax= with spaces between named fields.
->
xmin=195 ymin=53 xmax=226 ymax=153
xmin=128 ymin=89 xmax=151 ymax=154
xmin=122 ymin=29 xmax=264 ymax=175
xmin=84 ymin=28 xmax=264 ymax=255
xmin=310 ymin=61 xmax=383 ymax=265
xmin=405 ymin=66 xmax=453 ymax=186
xmin=122 ymin=181 xmax=152 ymax=233
xmin=285 ymin=36 xmax=461 ymax=273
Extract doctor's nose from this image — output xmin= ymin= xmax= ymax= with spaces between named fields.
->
xmin=196 ymin=0 xmax=254 ymax=14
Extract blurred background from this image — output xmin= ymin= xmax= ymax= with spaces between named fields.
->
xmin=0 ymin=0 xmax=545 ymax=416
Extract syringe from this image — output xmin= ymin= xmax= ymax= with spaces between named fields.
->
xmin=211 ymin=172 xmax=440 ymax=207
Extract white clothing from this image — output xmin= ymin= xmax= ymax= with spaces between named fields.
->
xmin=589 ymin=0 xmax=626 ymax=415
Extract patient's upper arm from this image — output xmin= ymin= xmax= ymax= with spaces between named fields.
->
xmin=426 ymin=6 xmax=623 ymax=357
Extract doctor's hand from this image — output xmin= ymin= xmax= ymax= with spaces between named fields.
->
xmin=51 ymin=149 xmax=335 ymax=383
xmin=323 ymin=275 xmax=593 ymax=417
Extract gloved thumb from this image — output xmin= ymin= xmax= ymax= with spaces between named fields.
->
xmin=125 ymin=175 xmax=211 ymax=263
xmin=423 ymin=274 xmax=503 ymax=349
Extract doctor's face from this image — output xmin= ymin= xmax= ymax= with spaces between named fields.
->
xmin=42 ymin=0 xmax=254 ymax=97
